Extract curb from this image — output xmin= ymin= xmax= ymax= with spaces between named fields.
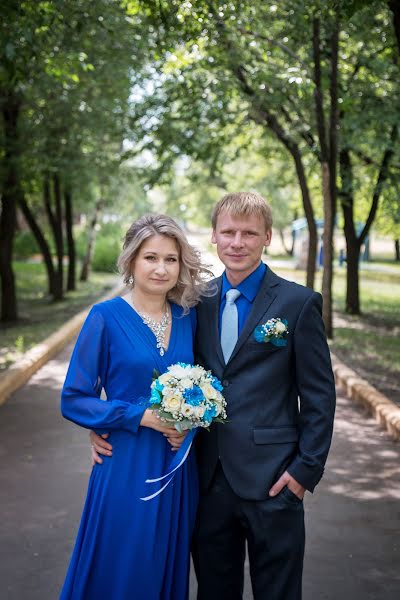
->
xmin=0 ymin=284 xmax=125 ymax=408
xmin=331 ymin=353 xmax=400 ymax=441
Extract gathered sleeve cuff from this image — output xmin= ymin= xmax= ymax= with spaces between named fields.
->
xmin=61 ymin=307 xmax=148 ymax=434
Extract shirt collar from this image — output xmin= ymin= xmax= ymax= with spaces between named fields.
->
xmin=221 ymin=262 xmax=267 ymax=302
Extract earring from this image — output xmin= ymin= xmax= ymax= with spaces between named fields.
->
xmin=127 ymin=275 xmax=134 ymax=285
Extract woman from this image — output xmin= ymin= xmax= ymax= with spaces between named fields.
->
xmin=60 ymin=214 xmax=212 ymax=600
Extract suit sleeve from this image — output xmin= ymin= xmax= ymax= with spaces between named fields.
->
xmin=61 ymin=307 xmax=147 ymax=434
xmin=287 ymin=292 xmax=336 ymax=492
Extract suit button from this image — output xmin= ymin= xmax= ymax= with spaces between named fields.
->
xmin=222 ymin=380 xmax=229 ymax=387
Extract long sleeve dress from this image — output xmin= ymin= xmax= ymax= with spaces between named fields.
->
xmin=59 ymin=297 xmax=199 ymax=600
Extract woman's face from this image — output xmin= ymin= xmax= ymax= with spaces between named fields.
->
xmin=131 ymin=234 xmax=180 ymax=297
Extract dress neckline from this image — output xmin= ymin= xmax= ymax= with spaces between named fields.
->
xmin=116 ymin=296 xmax=179 ymax=355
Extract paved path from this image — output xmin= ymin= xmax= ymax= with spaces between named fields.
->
xmin=0 ymin=342 xmax=399 ymax=599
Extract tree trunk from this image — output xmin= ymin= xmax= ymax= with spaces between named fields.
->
xmin=228 ymin=62 xmax=317 ymax=288
xmin=389 ymin=0 xmax=400 ymax=57
xmin=252 ymin=104 xmax=317 ymax=287
xmin=0 ymin=93 xmax=20 ymax=322
xmin=18 ymin=194 xmax=57 ymax=296
xmin=290 ymin=210 xmax=298 ymax=257
xmin=358 ymin=125 xmax=398 ymax=249
xmin=64 ymin=187 xmax=76 ymax=291
xmin=339 ymin=148 xmax=361 ymax=314
xmin=395 ymin=239 xmax=400 ymax=261
xmin=341 ymin=177 xmax=360 ymax=314
xmin=345 ymin=238 xmax=361 ymax=315
xmin=291 ymin=147 xmax=317 ymax=288
xmin=53 ymin=174 xmax=64 ymax=295
xmin=80 ymin=198 xmax=102 ymax=281
xmin=312 ymin=12 xmax=340 ymax=338
xmin=320 ymin=163 xmax=334 ymax=334
xmin=279 ymin=229 xmax=292 ymax=256
xmin=43 ymin=174 xmax=63 ymax=300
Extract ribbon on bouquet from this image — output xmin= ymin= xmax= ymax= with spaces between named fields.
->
xmin=140 ymin=428 xmax=198 ymax=501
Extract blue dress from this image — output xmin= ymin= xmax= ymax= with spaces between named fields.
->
xmin=60 ymin=297 xmax=199 ymax=600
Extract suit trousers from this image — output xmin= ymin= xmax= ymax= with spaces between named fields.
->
xmin=192 ymin=462 xmax=305 ymax=600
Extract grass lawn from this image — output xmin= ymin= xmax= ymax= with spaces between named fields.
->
xmin=274 ymin=264 xmax=400 ymax=405
xmin=0 ymin=262 xmax=119 ymax=372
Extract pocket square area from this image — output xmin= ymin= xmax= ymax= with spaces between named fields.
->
xmin=254 ymin=318 xmax=289 ymax=346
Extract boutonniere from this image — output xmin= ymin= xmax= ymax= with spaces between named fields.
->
xmin=254 ymin=318 xmax=289 ymax=347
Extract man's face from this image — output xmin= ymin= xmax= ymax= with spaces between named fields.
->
xmin=212 ymin=211 xmax=272 ymax=282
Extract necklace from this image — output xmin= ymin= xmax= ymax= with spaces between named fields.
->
xmin=132 ymin=301 xmax=170 ymax=356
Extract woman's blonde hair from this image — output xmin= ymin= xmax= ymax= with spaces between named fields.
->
xmin=211 ymin=191 xmax=273 ymax=231
xmin=117 ymin=214 xmax=214 ymax=313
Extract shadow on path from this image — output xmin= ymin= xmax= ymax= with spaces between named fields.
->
xmin=0 ymin=345 xmax=399 ymax=599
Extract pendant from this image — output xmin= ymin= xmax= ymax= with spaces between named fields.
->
xmin=132 ymin=300 xmax=170 ymax=356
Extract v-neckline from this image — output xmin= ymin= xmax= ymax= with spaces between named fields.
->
xmin=117 ymin=296 xmax=176 ymax=355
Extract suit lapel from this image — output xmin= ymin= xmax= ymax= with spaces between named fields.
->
xmin=206 ymin=276 xmax=225 ymax=367
xmin=228 ymin=267 xmax=280 ymax=364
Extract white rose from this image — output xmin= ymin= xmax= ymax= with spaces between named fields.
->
xmin=189 ymin=366 xmax=206 ymax=380
xmin=275 ymin=321 xmax=287 ymax=334
xmin=162 ymin=395 xmax=182 ymax=412
xmin=200 ymin=383 xmax=218 ymax=400
xmin=158 ymin=373 xmax=174 ymax=385
xmin=195 ymin=405 xmax=206 ymax=418
xmin=162 ymin=386 xmax=175 ymax=397
xmin=214 ymin=391 xmax=224 ymax=405
xmin=181 ymin=404 xmax=194 ymax=417
xmin=180 ymin=378 xmax=193 ymax=390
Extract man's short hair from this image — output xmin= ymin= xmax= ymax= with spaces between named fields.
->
xmin=211 ymin=191 xmax=273 ymax=232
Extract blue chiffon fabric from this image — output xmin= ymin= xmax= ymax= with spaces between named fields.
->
xmin=60 ymin=297 xmax=199 ymax=600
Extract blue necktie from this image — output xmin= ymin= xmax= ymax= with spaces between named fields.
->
xmin=221 ymin=288 xmax=241 ymax=363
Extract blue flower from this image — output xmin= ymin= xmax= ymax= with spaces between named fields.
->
xmin=183 ymin=385 xmax=205 ymax=406
xmin=203 ymin=405 xmax=217 ymax=422
xmin=254 ymin=325 xmax=267 ymax=342
xmin=271 ymin=337 xmax=287 ymax=347
xmin=150 ymin=388 xmax=162 ymax=404
xmin=211 ymin=376 xmax=223 ymax=392
xmin=253 ymin=318 xmax=289 ymax=345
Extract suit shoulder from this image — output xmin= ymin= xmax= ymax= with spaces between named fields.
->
xmin=198 ymin=277 xmax=220 ymax=306
xmin=273 ymin=272 xmax=319 ymax=303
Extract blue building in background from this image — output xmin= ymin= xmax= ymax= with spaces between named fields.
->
xmin=291 ymin=218 xmax=369 ymax=268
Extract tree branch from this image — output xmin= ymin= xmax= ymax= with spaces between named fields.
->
xmin=236 ymin=26 xmax=312 ymax=78
xmin=359 ymin=124 xmax=398 ymax=245
xmin=312 ymin=16 xmax=328 ymax=160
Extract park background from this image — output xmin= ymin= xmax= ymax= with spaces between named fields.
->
xmin=1 ymin=0 xmax=399 ymax=405
xmin=0 ymin=2 xmax=399 ymax=598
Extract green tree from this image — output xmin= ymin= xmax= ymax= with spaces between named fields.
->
xmin=135 ymin=0 xmax=399 ymax=329
xmin=1 ymin=0 xmax=150 ymax=315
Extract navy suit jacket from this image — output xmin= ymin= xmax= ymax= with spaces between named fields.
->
xmin=194 ymin=266 xmax=336 ymax=501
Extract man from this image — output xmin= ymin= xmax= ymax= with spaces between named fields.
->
xmin=91 ymin=192 xmax=336 ymax=599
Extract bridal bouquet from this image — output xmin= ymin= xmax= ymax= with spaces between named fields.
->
xmin=141 ymin=363 xmax=226 ymax=501
xmin=149 ymin=362 xmax=227 ymax=432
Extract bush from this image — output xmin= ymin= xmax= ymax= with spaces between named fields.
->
xmin=92 ymin=235 xmax=120 ymax=273
xmin=14 ymin=231 xmax=40 ymax=259
xmin=74 ymin=227 xmax=89 ymax=260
